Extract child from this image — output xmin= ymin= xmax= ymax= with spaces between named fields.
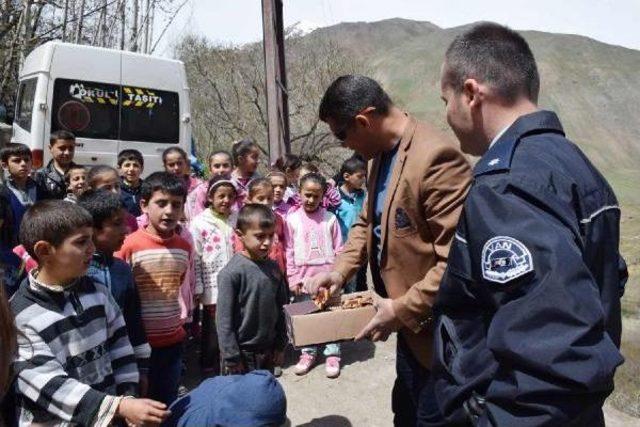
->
xmin=63 ymin=164 xmax=87 ymax=203
xmin=185 ymin=150 xmax=233 ymax=221
xmin=290 ymin=163 xmax=341 ymax=211
xmin=274 ymin=153 xmax=302 ymax=195
xmin=217 ymin=204 xmax=288 ymax=375
xmin=285 ymin=172 xmax=343 ymax=378
xmin=0 ymin=183 xmax=24 ymax=297
xmin=209 ymin=150 xmax=234 ymax=177
xmin=0 ymin=143 xmax=43 ymax=235
xmin=163 ymin=370 xmax=286 ymax=426
xmin=189 ymin=176 xmax=237 ymax=374
xmin=88 ymin=165 xmax=121 ymax=193
xmin=335 ymin=157 xmax=368 ymax=293
xmin=163 ymin=146 xmax=202 ymax=194
xmin=89 ymin=165 xmax=138 ymax=232
xmin=79 ymin=189 xmax=152 ymax=392
xmin=234 ymin=178 xmax=286 ymax=275
xmin=231 ymin=139 xmax=261 ymax=208
xmin=116 ymin=172 xmax=192 ymax=405
xmin=11 ymin=200 xmax=169 ymax=425
xmin=34 ymin=130 xmax=78 ymax=200
xmin=268 ymin=171 xmax=294 ymax=217
xmin=118 ymin=149 xmax=145 ymax=217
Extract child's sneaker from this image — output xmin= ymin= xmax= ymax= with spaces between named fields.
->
xmin=293 ymin=353 xmax=316 ymax=375
xmin=325 ymin=356 xmax=341 ymax=378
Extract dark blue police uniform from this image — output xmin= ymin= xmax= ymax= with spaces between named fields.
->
xmin=431 ymin=110 xmax=628 ymax=426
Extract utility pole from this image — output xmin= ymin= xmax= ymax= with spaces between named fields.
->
xmin=261 ymin=0 xmax=290 ymax=164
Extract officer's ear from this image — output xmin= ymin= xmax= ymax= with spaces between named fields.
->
xmin=462 ymin=78 xmax=483 ymax=108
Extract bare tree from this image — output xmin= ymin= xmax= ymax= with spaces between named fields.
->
xmin=175 ymin=30 xmax=368 ymax=170
xmin=0 ymin=0 xmax=192 ymax=116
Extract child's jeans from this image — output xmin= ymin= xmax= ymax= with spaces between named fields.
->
xmin=149 ymin=342 xmax=185 ymax=406
xmin=293 ymin=294 xmax=341 ymax=357
xmin=201 ymin=304 xmax=220 ymax=373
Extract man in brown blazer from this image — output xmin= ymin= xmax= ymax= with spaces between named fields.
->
xmin=307 ymin=75 xmax=471 ymax=426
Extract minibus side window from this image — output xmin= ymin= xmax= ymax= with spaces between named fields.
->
xmin=51 ymin=78 xmax=119 ymax=139
xmin=15 ymin=78 xmax=37 ymax=132
xmin=120 ymin=86 xmax=179 ymax=143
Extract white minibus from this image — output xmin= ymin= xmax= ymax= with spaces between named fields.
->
xmin=12 ymin=41 xmax=191 ymax=174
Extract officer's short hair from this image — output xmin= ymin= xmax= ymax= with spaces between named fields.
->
xmin=443 ymin=22 xmax=540 ymax=103
xmin=319 ymin=75 xmax=392 ymax=128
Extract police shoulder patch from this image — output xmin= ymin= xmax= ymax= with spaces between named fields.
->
xmin=481 ymin=236 xmax=533 ymax=284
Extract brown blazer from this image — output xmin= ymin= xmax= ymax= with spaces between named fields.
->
xmin=333 ymin=116 xmax=472 ymax=368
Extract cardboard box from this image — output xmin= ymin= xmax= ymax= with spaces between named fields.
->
xmin=284 ymin=291 xmax=376 ymax=348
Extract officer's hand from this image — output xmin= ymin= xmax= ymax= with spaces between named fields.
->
xmin=354 ymin=293 xmax=403 ymax=342
xmin=304 ymin=271 xmax=345 ymax=296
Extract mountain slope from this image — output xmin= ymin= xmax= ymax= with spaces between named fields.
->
xmin=307 ymin=19 xmax=640 ymax=198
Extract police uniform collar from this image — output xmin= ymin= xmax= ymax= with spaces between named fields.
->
xmin=474 ymin=110 xmax=564 ymax=177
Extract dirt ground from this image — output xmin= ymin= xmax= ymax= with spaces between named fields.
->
xmin=185 ymin=334 xmax=638 ymax=426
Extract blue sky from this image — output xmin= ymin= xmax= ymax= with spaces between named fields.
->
xmin=158 ymin=0 xmax=640 ymax=55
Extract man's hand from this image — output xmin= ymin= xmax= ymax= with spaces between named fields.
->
xmin=290 ymin=283 xmax=303 ymax=296
xmin=304 ymin=271 xmax=345 ymax=296
xmin=117 ymin=397 xmax=170 ymax=426
xmin=354 ymin=293 xmax=403 ymax=342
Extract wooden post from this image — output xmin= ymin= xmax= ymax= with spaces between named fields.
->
xmin=261 ymin=0 xmax=290 ymax=165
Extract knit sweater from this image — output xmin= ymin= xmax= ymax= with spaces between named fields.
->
xmin=284 ymin=207 xmax=342 ymax=290
xmin=216 ymin=254 xmax=288 ymax=364
xmin=87 ymin=252 xmax=152 ymax=373
xmin=115 ymin=228 xmax=191 ymax=348
xmin=11 ymin=272 xmax=139 ymax=426
xmin=189 ymin=209 xmax=236 ymax=305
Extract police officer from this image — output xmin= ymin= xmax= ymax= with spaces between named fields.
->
xmin=433 ymin=23 xmax=628 ymax=426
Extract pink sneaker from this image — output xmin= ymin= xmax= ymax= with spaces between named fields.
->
xmin=294 ymin=353 xmax=316 ymax=375
xmin=325 ymin=356 xmax=341 ymax=378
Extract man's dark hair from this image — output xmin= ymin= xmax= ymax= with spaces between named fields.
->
xmin=78 ymin=189 xmax=123 ymax=229
xmin=64 ymin=165 xmax=86 ymax=186
xmin=117 ymin=149 xmax=144 ymax=167
xmin=140 ymin=171 xmax=187 ymax=202
xmin=231 ymin=139 xmax=259 ymax=164
xmin=88 ymin=165 xmax=118 ymax=188
xmin=319 ymin=75 xmax=392 ymax=127
xmin=49 ymin=130 xmax=75 ymax=145
xmin=443 ymin=22 xmax=540 ymax=103
xmin=299 ymin=172 xmax=327 ymax=193
xmin=236 ymin=203 xmax=276 ymax=233
xmin=162 ymin=146 xmax=188 ymax=164
xmin=0 ymin=143 xmax=31 ymax=163
xmin=19 ymin=200 xmax=93 ymax=262
xmin=340 ymin=157 xmax=367 ymax=177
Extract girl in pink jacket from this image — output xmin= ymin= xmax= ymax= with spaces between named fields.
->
xmin=285 ymin=172 xmax=343 ymax=378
